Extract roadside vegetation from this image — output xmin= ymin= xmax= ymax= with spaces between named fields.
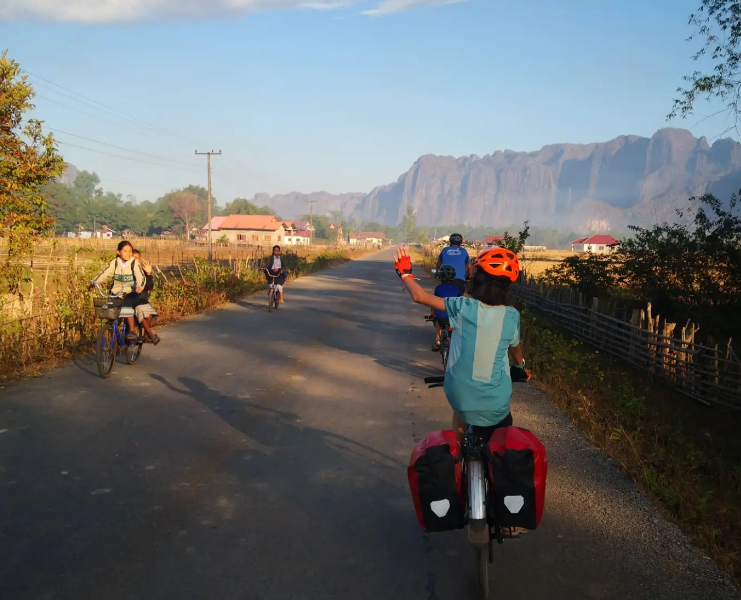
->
xmin=0 ymin=247 xmax=362 ymax=385
xmin=522 ymin=309 xmax=741 ymax=585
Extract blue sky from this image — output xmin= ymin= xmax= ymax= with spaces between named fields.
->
xmin=0 ymin=0 xmax=729 ymax=205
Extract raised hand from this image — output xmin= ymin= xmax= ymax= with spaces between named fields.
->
xmin=394 ymin=247 xmax=414 ymax=279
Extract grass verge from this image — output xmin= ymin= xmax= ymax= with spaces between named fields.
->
xmin=0 ymin=248 xmax=369 ymax=386
xmin=522 ymin=308 xmax=741 ymax=586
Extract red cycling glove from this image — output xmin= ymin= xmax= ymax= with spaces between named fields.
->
xmin=395 ymin=255 xmax=414 ymax=279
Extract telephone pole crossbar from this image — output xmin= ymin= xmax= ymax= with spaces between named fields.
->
xmin=195 ymin=149 xmax=222 ymax=261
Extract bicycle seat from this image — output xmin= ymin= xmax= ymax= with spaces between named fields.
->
xmin=468 ymin=425 xmax=497 ymax=442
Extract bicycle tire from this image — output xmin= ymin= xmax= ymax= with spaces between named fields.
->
xmin=96 ymin=322 xmax=116 ymax=378
xmin=125 ymin=340 xmax=142 ymax=365
xmin=440 ymin=332 xmax=450 ymax=369
xmin=475 ymin=546 xmax=490 ymax=600
xmin=268 ymin=290 xmax=273 ymax=313
xmin=273 ymin=294 xmax=279 ymax=310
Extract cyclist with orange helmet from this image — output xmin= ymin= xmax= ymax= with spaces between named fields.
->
xmin=394 ymin=246 xmax=529 ymax=438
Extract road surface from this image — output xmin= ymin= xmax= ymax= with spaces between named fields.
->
xmin=1 ymin=250 xmax=739 ymax=600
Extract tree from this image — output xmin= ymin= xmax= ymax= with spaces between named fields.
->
xmin=169 ymin=192 xmax=200 ymax=240
xmin=0 ymin=51 xmax=65 ymax=295
xmin=502 ymin=221 xmax=530 ymax=254
xmin=224 ymin=198 xmax=274 ymax=215
xmin=671 ymin=0 xmax=741 ymax=127
xmin=302 ymin=214 xmax=329 ymax=239
xmin=73 ymin=170 xmax=101 ymax=199
xmin=400 ymin=206 xmax=418 ymax=243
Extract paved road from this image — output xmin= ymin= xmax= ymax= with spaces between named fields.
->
xmin=1 ymin=251 xmax=739 ymax=600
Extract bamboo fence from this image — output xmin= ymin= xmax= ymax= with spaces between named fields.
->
xmin=514 ymin=278 xmax=741 ymax=410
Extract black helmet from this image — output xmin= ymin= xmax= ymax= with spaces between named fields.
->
xmin=438 ymin=265 xmax=456 ymax=281
xmin=449 ymin=233 xmax=463 ymax=246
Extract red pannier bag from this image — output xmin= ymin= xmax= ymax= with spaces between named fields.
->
xmin=486 ymin=426 xmax=548 ymax=530
xmin=408 ymin=431 xmax=466 ymax=532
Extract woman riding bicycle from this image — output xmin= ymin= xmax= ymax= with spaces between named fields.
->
xmin=394 ymin=247 xmax=528 ymax=438
xmin=263 ymin=245 xmax=287 ymax=303
xmin=89 ymin=240 xmax=145 ymax=342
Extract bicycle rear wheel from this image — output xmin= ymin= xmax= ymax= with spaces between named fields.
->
xmin=440 ymin=335 xmax=449 ymax=369
xmin=96 ymin=322 xmax=116 ymax=378
xmin=475 ymin=546 xmax=490 ymax=600
xmin=125 ymin=339 xmax=142 ymax=364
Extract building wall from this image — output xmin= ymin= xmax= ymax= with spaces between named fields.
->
xmin=217 ymin=226 xmax=286 ymax=246
xmin=284 ymin=235 xmax=311 ymax=246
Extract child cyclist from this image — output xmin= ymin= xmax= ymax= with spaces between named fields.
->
xmin=394 ymin=246 xmax=530 ymax=438
xmin=132 ymin=249 xmax=160 ymax=345
xmin=428 ymin=264 xmax=462 ymax=352
xmin=263 ymin=245 xmax=288 ymax=303
xmin=89 ymin=240 xmax=145 ymax=342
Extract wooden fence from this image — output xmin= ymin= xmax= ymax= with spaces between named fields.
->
xmin=514 ymin=278 xmax=741 ymax=410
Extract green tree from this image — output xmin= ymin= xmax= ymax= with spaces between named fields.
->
xmin=302 ymin=214 xmax=329 ymax=239
xmin=671 ymin=0 xmax=741 ymax=123
xmin=73 ymin=170 xmax=102 ymax=199
xmin=502 ymin=221 xmax=530 ymax=253
xmin=0 ymin=51 xmax=65 ymax=295
xmin=224 ymin=198 xmax=274 ymax=215
xmin=400 ymin=206 xmax=418 ymax=243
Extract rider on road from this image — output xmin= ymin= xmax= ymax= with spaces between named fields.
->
xmin=436 ymin=233 xmax=472 ymax=294
xmin=395 ymin=246 xmax=528 ymax=439
xmin=264 ymin=245 xmax=287 ymax=303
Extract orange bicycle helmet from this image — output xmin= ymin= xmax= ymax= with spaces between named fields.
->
xmin=474 ymin=248 xmax=520 ymax=282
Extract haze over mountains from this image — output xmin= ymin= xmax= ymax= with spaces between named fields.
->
xmin=256 ymin=128 xmax=741 ymax=230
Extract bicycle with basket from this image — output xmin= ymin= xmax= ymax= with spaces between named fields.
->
xmin=92 ymin=285 xmax=143 ymax=378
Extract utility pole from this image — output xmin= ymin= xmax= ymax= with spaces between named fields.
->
xmin=195 ymin=149 xmax=222 ymax=261
xmin=305 ymin=198 xmax=318 ymax=242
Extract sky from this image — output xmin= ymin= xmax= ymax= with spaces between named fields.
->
xmin=0 ymin=0 xmax=732 ymax=206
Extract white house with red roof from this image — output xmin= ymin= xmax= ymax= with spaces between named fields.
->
xmin=570 ymin=234 xmax=620 ymax=253
xmin=282 ymin=221 xmax=312 ymax=245
xmin=209 ymin=214 xmax=287 ymax=245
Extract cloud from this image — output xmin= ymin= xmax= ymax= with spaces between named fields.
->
xmin=362 ymin=0 xmax=468 ymax=16
xmin=0 ymin=0 xmax=469 ymax=22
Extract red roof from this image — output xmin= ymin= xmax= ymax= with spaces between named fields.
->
xmin=208 ymin=216 xmax=228 ymax=230
xmin=485 ymin=235 xmax=505 ymax=244
xmin=350 ymin=232 xmax=386 ymax=240
xmin=572 ymin=234 xmax=619 ymax=246
xmin=219 ymin=215 xmax=282 ymax=231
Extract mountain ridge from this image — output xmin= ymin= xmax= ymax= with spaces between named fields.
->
xmin=258 ymin=127 xmax=741 ymax=230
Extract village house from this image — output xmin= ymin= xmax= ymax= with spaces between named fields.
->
xmin=210 ymin=215 xmax=287 ymax=246
xmin=570 ymin=234 xmax=620 ymax=253
xmin=349 ymin=232 xmax=386 ymax=246
xmin=484 ymin=234 xmax=504 ymax=248
xmin=282 ymin=221 xmax=312 ymax=245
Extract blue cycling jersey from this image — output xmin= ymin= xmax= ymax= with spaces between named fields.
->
xmin=438 ymin=246 xmax=470 ymax=281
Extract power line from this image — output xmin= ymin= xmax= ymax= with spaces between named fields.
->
xmin=27 ymin=71 xmax=189 ymax=142
xmin=32 ymin=75 xmax=266 ymax=189
xmin=55 ymin=140 xmax=202 ymax=174
xmin=46 ymin=127 xmax=201 ymax=168
xmin=35 ymin=94 xmax=137 ymax=130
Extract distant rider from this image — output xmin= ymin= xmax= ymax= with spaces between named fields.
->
xmin=428 ymin=264 xmax=462 ymax=351
xmin=436 ymin=233 xmax=472 ymax=294
xmin=263 ymin=245 xmax=287 ymax=303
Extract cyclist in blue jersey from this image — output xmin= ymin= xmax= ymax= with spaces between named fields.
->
xmin=436 ymin=233 xmax=471 ymax=294
xmin=429 ymin=265 xmax=463 ymax=351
